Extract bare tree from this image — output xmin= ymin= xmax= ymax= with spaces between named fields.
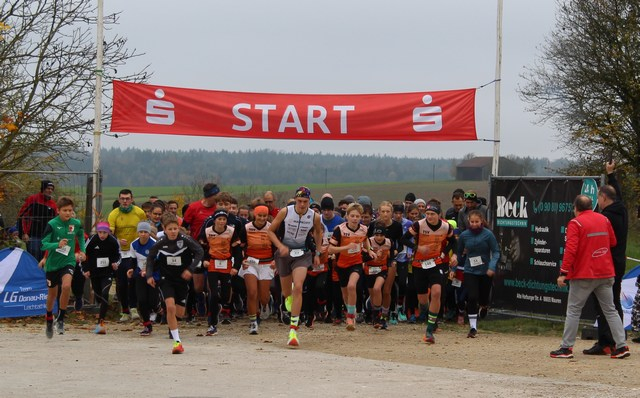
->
xmin=0 ymin=0 xmax=149 ymax=175
xmin=519 ymin=0 xmax=640 ymax=196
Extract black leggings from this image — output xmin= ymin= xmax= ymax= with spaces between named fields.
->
xmin=405 ymin=272 xmax=418 ymax=312
xmin=395 ymin=261 xmax=409 ymax=308
xmin=116 ymin=257 xmax=136 ymax=311
xmin=72 ymin=264 xmax=85 ymax=301
xmin=464 ymin=273 xmax=492 ymax=315
xmin=303 ymin=272 xmax=328 ymax=317
xmin=135 ymin=275 xmax=159 ymax=323
xmin=207 ymin=272 xmax=231 ymax=326
xmin=91 ymin=276 xmax=113 ymax=321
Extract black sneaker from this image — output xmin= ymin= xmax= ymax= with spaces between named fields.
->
xmin=479 ymin=306 xmax=488 ymax=319
xmin=46 ymin=320 xmax=54 ymax=339
xmin=305 ymin=314 xmax=315 ymax=329
xmin=610 ymin=346 xmax=630 ymax=359
xmin=281 ymin=311 xmax=291 ymax=325
xmin=631 ymin=336 xmax=640 ymax=344
xmin=139 ymin=324 xmax=152 ymax=337
xmin=550 ymin=347 xmax=574 ymax=358
xmin=467 ymin=328 xmax=478 ymax=338
xmin=582 ymin=343 xmax=611 ymax=355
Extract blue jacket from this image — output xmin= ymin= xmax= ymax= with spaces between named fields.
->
xmin=457 ymin=227 xmax=500 ymax=275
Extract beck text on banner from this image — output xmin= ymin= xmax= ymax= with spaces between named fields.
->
xmin=111 ymin=81 xmax=477 ymax=141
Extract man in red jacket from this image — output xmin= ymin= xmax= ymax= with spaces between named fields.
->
xmin=18 ymin=180 xmax=58 ymax=261
xmin=550 ymin=195 xmax=630 ymax=359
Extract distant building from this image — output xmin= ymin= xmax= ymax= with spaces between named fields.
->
xmin=456 ymin=157 xmax=525 ymax=181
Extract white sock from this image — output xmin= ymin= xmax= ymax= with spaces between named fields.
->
xmin=170 ymin=328 xmax=180 ymax=342
xmin=469 ymin=314 xmax=478 ymax=330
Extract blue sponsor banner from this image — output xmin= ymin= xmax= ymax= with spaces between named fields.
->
xmin=0 ymin=248 xmax=50 ymax=318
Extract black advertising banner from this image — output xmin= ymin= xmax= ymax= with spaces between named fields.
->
xmin=490 ymin=177 xmax=600 ymax=317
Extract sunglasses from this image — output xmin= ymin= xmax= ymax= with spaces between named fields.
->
xmin=464 ymin=192 xmax=477 ymax=199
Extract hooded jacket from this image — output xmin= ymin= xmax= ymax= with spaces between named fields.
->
xmin=600 ymin=172 xmax=628 ymax=277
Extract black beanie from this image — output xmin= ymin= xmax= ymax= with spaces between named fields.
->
xmin=41 ymin=180 xmax=55 ymax=192
xmin=320 ymin=197 xmax=335 ymax=211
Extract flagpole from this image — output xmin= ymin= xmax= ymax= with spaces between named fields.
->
xmin=492 ymin=0 xmax=503 ymax=176
xmin=92 ymin=0 xmax=104 ymax=227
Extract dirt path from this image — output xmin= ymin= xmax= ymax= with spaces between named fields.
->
xmin=1 ymin=316 xmax=638 ymax=397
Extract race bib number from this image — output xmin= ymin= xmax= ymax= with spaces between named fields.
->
xmin=167 ymin=256 xmax=182 ymax=266
xmin=368 ymin=266 xmax=382 ymax=275
xmin=214 ymin=259 xmax=228 ymax=269
xmin=55 ymin=245 xmax=71 ymax=256
xmin=347 ymin=243 xmax=362 ymax=254
xmin=290 ymin=249 xmax=305 ymax=258
xmin=96 ymin=257 xmax=109 ymax=268
xmin=469 ymin=256 xmax=483 ymax=267
xmin=451 ymin=278 xmax=462 ymax=288
xmin=421 ymin=259 xmax=437 ymax=269
xmin=246 ymin=257 xmax=259 ymax=266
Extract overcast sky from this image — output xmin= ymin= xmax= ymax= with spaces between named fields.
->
xmin=101 ymin=0 xmax=561 ymax=159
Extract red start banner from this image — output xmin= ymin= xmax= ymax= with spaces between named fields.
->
xmin=111 ymin=80 xmax=477 ymax=141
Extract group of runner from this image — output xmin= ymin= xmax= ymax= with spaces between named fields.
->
xmin=37 ymin=184 xmax=499 ymax=354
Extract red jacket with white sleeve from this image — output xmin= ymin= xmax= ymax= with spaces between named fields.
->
xmin=560 ymin=209 xmax=617 ymax=280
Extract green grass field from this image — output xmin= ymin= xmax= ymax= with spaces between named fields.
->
xmin=101 ymin=180 xmax=489 ymax=208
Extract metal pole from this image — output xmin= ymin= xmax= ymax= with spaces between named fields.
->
xmin=492 ymin=0 xmax=503 ymax=176
xmin=92 ymin=0 xmax=104 ymax=227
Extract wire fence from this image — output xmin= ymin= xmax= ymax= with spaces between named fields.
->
xmin=0 ymin=170 xmax=100 ymax=233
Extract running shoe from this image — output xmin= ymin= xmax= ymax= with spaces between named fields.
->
xmin=56 ymin=319 xmax=65 ymax=335
xmin=549 ymin=347 xmax=573 ymax=358
xmin=93 ymin=322 xmax=106 ymax=335
xmin=355 ymin=312 xmax=365 ymax=324
xmin=249 ymin=321 xmax=259 ymax=335
xmin=632 ymin=336 xmax=640 ymax=344
xmin=467 ymin=328 xmax=478 ymax=338
xmin=281 ymin=311 xmax=291 ymax=325
xmin=379 ymin=316 xmax=388 ymax=330
xmin=398 ymin=310 xmax=407 ymax=322
xmin=287 ymin=329 xmax=299 ymax=347
xmin=424 ymin=331 xmax=435 ymax=344
xmin=130 ymin=308 xmax=140 ymax=320
xmin=284 ymin=295 xmax=293 ymax=312
xmin=346 ymin=317 xmax=355 ymax=331
xmin=46 ymin=320 xmax=54 ymax=339
xmin=479 ymin=306 xmax=488 ymax=319
xmin=582 ymin=343 xmax=611 ymax=355
xmin=457 ymin=314 xmax=465 ymax=326
xmin=373 ymin=317 xmax=382 ymax=329
xmin=119 ymin=312 xmax=132 ymax=322
xmin=206 ymin=325 xmax=218 ymax=336
xmin=408 ymin=314 xmax=416 ymax=324
xmin=140 ymin=325 xmax=152 ymax=337
xmin=220 ymin=308 xmax=232 ymax=325
xmin=611 ymin=346 xmax=630 ymax=359
xmin=389 ymin=312 xmax=399 ymax=325
xmin=74 ymin=297 xmax=83 ymax=311
xmin=304 ymin=314 xmax=315 ymax=329
xmin=172 ymin=341 xmax=184 ymax=354
xmin=260 ymin=303 xmax=272 ymax=320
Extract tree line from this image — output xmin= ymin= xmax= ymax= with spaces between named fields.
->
xmin=65 ymin=148 xmax=566 ymax=187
